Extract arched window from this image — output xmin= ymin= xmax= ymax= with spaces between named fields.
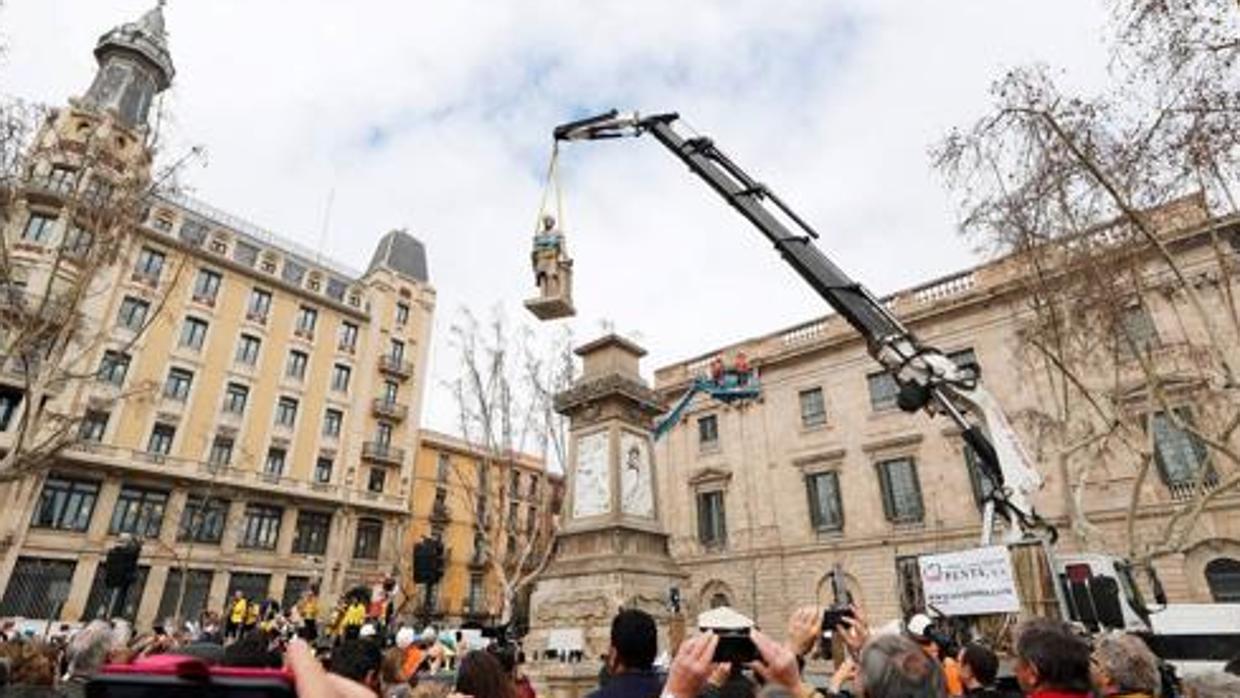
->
xmin=709 ymin=592 xmax=730 ymax=609
xmin=1205 ymin=558 xmax=1240 ymax=602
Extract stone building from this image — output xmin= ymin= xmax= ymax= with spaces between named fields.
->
xmin=652 ymin=199 xmax=1240 ymax=630
xmin=407 ymin=430 xmax=563 ymax=627
xmin=0 ymin=4 xmax=435 ymax=627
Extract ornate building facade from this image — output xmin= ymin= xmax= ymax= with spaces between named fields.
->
xmin=0 ymin=5 xmax=435 ymax=627
xmin=652 ymin=198 xmax=1240 ymax=629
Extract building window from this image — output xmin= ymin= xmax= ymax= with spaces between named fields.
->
xmin=382 ymin=380 xmax=398 ymax=403
xmin=275 ymin=397 xmax=298 ymax=428
xmin=265 ymin=447 xmax=287 ymax=476
xmin=286 ymin=350 xmax=308 ymax=380
xmin=295 ymin=306 xmax=318 ymax=337
xmin=235 ymin=334 xmax=262 ymax=366
xmin=526 ymin=505 xmax=538 ymax=533
xmin=354 ymin=519 xmax=382 ymax=560
xmin=282 ymin=260 xmax=307 ymax=286
xmin=133 ymin=246 xmax=166 ymax=285
xmin=1119 ymin=304 xmax=1160 ymax=356
xmin=805 ymin=470 xmax=844 ymax=532
xmin=148 ymin=422 xmax=176 ymax=456
xmin=116 ymin=296 xmax=150 ymax=331
xmin=0 ymin=388 xmax=23 ymax=432
xmin=240 ymin=504 xmax=283 ymax=549
xmin=867 ymin=372 xmax=900 ymax=412
xmin=698 ymin=414 xmax=719 ymax=448
xmin=292 ymin=511 xmax=331 ymax=555
xmin=1205 ymin=558 xmax=1240 ymax=603
xmin=0 ymin=558 xmax=77 ymax=619
xmin=246 ymin=288 xmax=272 ymax=324
xmin=179 ymin=220 xmax=210 ymax=247
xmin=84 ymin=177 xmax=113 ymax=206
xmin=192 ymin=268 xmax=222 ymax=305
xmin=47 ymin=165 xmax=77 ymax=193
xmin=63 ymin=226 xmax=93 ymax=257
xmin=331 ymin=364 xmax=351 ymax=392
xmin=390 ymin=338 xmax=405 ymax=362
xmin=110 ymin=486 xmax=168 ymax=537
xmin=529 ymin=475 xmax=540 ymax=499
xmin=21 ymin=213 xmax=55 ymax=243
xmin=396 ymin=302 xmax=410 ymax=326
xmin=233 ymin=241 xmax=260 ymax=267
xmin=208 ymin=435 xmax=234 ymax=467
xmin=376 ymin=422 xmax=393 ymax=448
xmin=964 ymin=443 xmax=997 ymax=510
xmin=31 ymin=477 xmax=99 ymax=531
xmin=799 ymin=387 xmax=827 ymax=428
xmin=877 ymin=457 xmax=924 ymax=524
xmin=339 ymin=322 xmax=358 ymax=352
xmin=467 ymin=574 xmax=484 ymax=614
xmin=97 ymin=351 xmax=130 ymax=385
xmin=221 ymin=383 xmax=248 ymax=415
xmin=696 ymin=490 xmax=727 ymax=547
xmin=79 ymin=410 xmax=109 ymax=442
xmin=1150 ymin=408 xmax=1214 ymax=489
xmin=178 ymin=496 xmax=228 ymax=544
xmin=368 ymin=467 xmax=386 ymax=493
xmin=323 ymin=409 xmax=343 ymax=438
xmin=180 ymin=317 xmax=209 ymax=351
xmin=314 ymin=457 xmax=333 ymax=484
xmin=157 ymin=569 xmax=213 ymax=623
xmin=163 ymin=367 xmax=194 ymax=402
xmin=436 ymin=453 xmax=450 ymax=483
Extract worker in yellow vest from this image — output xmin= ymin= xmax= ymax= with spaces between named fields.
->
xmin=243 ymin=597 xmax=260 ymax=636
xmin=298 ymin=588 xmax=320 ymax=641
xmin=225 ymin=591 xmax=247 ymax=641
xmin=341 ymin=596 xmax=366 ymax=641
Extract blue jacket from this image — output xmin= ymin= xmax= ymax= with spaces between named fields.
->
xmin=587 ymin=669 xmax=665 ymax=698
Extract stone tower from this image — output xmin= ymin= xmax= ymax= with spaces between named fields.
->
xmin=526 ymin=335 xmax=684 ymax=698
xmin=82 ymin=0 xmax=175 ymax=129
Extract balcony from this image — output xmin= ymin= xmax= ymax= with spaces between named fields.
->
xmin=362 ymin=441 xmax=405 ymax=465
xmin=371 ymin=398 xmax=408 ymax=421
xmin=245 ymin=309 xmax=268 ymax=325
xmin=378 ymin=355 xmax=414 ymax=379
xmin=338 ymin=340 xmax=356 ymax=355
xmin=130 ymin=270 xmax=160 ymax=289
xmin=23 ymin=175 xmax=73 ymax=206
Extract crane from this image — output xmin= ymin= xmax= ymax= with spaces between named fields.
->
xmin=552 ymin=110 xmax=1048 ymax=544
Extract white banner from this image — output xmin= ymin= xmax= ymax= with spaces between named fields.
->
xmin=547 ymin=628 xmax=585 ymax=653
xmin=918 ymin=545 xmax=1021 ymax=616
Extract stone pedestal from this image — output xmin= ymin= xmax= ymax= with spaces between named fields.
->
xmin=526 ymin=335 xmax=685 ymax=698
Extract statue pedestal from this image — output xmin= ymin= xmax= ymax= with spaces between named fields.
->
xmin=528 ymin=661 xmax=602 ymax=698
xmin=525 ymin=335 xmax=685 ymax=694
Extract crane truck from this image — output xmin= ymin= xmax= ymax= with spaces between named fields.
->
xmin=546 ymin=110 xmax=1239 ymax=672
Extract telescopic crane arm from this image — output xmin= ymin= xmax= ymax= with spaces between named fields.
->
xmin=554 ymin=110 xmax=1051 ymax=543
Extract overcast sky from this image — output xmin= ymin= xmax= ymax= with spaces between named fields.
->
xmin=1 ymin=1 xmax=1113 ymax=436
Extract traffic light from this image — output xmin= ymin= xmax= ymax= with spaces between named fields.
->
xmin=413 ymin=537 xmax=445 ymax=584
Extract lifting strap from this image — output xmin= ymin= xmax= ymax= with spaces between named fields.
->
xmin=533 ymin=142 xmax=565 ymax=236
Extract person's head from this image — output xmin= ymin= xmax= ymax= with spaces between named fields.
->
xmin=1013 ymin=618 xmax=1092 ymax=695
xmin=456 ymin=649 xmax=516 ymax=698
xmin=958 ymin=643 xmax=998 ymax=689
xmin=1091 ymin=632 xmax=1160 ymax=696
xmin=332 ymin=639 xmax=383 ymax=691
xmin=905 ymin=614 xmax=941 ymax=659
xmin=233 ymin=590 xmax=243 ymax=600
xmin=381 ymin=647 xmax=406 ymax=687
xmin=67 ymin=620 xmax=114 ymax=676
xmin=858 ymin=634 xmax=946 ymax=698
xmin=607 ymin=609 xmax=657 ymax=673
xmin=395 ymin=627 xmax=416 ymax=650
xmin=221 ymin=631 xmax=280 ymax=668
xmin=10 ymin=641 xmax=57 ymax=686
xmin=1183 ymin=672 xmax=1240 ymax=698
xmin=1224 ymin=654 xmax=1240 ymax=677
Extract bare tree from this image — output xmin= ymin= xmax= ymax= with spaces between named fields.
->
xmin=0 ymin=94 xmax=202 ymax=483
xmin=443 ymin=307 xmax=572 ymax=625
xmin=934 ymin=1 xmax=1240 ymax=569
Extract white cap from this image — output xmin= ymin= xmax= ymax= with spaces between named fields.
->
xmin=697 ymin=606 xmax=753 ymax=630
xmin=359 ymin=623 xmax=377 ymax=638
xmin=421 ymin=627 xmax=438 ymax=643
xmin=396 ymin=627 xmax=415 ymax=649
xmin=906 ymin=613 xmax=933 ymax=638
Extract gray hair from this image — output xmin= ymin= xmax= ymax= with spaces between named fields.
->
xmin=67 ymin=621 xmax=114 ymax=675
xmin=1183 ymin=672 xmax=1240 ymax=698
xmin=1092 ymin=632 xmax=1160 ymax=695
xmin=859 ymin=634 xmax=947 ymax=698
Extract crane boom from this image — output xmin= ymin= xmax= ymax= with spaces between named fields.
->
xmin=554 ymin=109 xmax=1052 ymax=542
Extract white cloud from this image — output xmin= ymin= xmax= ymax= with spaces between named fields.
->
xmin=2 ymin=0 xmax=1112 ymax=436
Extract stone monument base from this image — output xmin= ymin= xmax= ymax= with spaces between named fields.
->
xmin=526 ymin=660 xmax=602 ymax=698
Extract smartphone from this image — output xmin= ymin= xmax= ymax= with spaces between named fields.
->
xmin=821 ymin=607 xmax=855 ymax=639
xmin=712 ymin=631 xmax=758 ymax=664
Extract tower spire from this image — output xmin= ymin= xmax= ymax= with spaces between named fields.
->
xmin=82 ymin=1 xmax=175 ymax=129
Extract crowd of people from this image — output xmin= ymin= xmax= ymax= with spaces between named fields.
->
xmin=0 ymin=599 xmax=1238 ymax=698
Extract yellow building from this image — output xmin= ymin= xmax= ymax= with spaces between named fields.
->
xmin=0 ymin=4 xmax=435 ymax=627
xmin=407 ymin=430 xmax=563 ymax=626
